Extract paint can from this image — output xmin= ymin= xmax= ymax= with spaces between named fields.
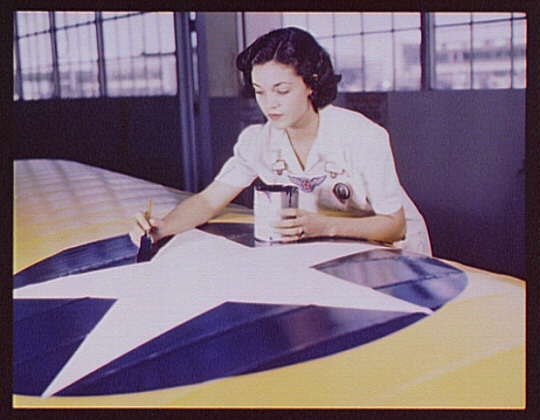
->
xmin=254 ymin=179 xmax=298 ymax=242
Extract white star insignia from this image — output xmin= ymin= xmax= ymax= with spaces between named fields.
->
xmin=14 ymin=229 xmax=431 ymax=397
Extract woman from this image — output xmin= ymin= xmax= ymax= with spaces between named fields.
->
xmin=131 ymin=27 xmax=431 ymax=255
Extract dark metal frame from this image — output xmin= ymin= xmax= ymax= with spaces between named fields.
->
xmin=95 ymin=12 xmax=108 ymax=97
xmin=173 ymin=12 xmax=199 ymax=192
xmin=48 ymin=12 xmax=61 ymax=98
xmin=420 ymin=13 xmax=436 ymax=90
xmin=14 ymin=14 xmax=24 ymax=99
xmin=192 ymin=13 xmax=214 ymax=188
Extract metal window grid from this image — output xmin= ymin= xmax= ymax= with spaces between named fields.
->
xmin=280 ymin=11 xmax=526 ymax=92
xmin=432 ymin=13 xmax=526 ymax=90
xmin=288 ymin=12 xmax=422 ymax=92
xmin=13 ymin=11 xmax=528 ymax=100
xmin=14 ymin=11 xmax=180 ymax=100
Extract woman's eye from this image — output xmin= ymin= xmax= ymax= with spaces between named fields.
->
xmin=254 ymin=91 xmax=263 ymax=95
xmin=277 ymin=90 xmax=289 ymax=95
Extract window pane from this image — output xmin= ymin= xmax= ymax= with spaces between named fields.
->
xmin=306 ymin=13 xmax=333 ymax=37
xmin=393 ymin=12 xmax=420 ymax=30
xmin=54 ymin=11 xmax=67 ymax=28
xmin=56 ymin=24 xmax=98 ymax=61
xmin=103 ymin=17 xmax=120 ymax=58
xmin=103 ymin=17 xmax=136 ymax=95
xmin=14 ymin=42 xmax=20 ymax=100
xmin=15 ymin=12 xmax=53 ymax=99
xmin=282 ymin=12 xmax=307 ymax=29
xmin=144 ymin=13 xmax=161 ymax=54
xmin=318 ymin=37 xmax=335 ymax=63
xmin=17 ymin=11 xmax=50 ymax=36
xmin=56 ymin=19 xmax=99 ymax=98
xmin=333 ymin=13 xmax=361 ymax=36
xmin=104 ymin=16 xmax=132 ymax=58
xmin=513 ymin=19 xmax=526 ymax=88
xmin=364 ymin=32 xmax=393 ymax=91
xmin=434 ymin=24 xmax=472 ymax=89
xmin=395 ymin=29 xmax=421 ymax=90
xmin=106 ymin=59 xmax=131 ymax=96
xmin=472 ymin=13 xmax=511 ymax=22
xmin=158 ymin=55 xmax=177 ymax=95
xmin=18 ymin=30 xmax=54 ymax=100
xmin=157 ymin=12 xmax=176 ymax=53
xmin=129 ymin=14 xmax=144 ymax=55
xmin=55 ymin=11 xmax=96 ymax=28
xmin=472 ymin=21 xmax=511 ymax=89
xmin=335 ymin=35 xmax=363 ymax=91
xmin=434 ymin=12 xmax=471 ymax=25
xmin=363 ymin=12 xmax=392 ymax=33
xmin=103 ymin=12 xmax=177 ymax=97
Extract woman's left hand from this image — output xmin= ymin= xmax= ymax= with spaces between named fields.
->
xmin=271 ymin=208 xmax=331 ymax=242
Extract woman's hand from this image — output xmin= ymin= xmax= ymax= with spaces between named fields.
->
xmin=271 ymin=207 xmax=404 ymax=244
xmin=271 ymin=208 xmax=332 ymax=242
xmin=129 ymin=212 xmax=166 ymax=247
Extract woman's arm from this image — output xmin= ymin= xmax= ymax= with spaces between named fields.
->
xmin=131 ymin=181 xmax=244 ymax=244
xmin=274 ymin=207 xmax=406 ymax=244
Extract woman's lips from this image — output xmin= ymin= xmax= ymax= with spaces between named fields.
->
xmin=268 ymin=114 xmax=283 ymax=121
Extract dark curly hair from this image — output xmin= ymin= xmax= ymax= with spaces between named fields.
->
xmin=236 ymin=27 xmax=342 ymax=110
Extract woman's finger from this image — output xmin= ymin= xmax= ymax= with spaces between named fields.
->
xmin=129 ymin=226 xmax=144 ymax=246
xmin=277 ymin=226 xmax=304 ymax=242
xmin=281 ymin=208 xmax=299 ymax=218
xmin=274 ymin=227 xmax=296 ymax=237
xmin=135 ymin=212 xmax=151 ymax=232
xmin=275 ymin=226 xmax=303 ymax=237
xmin=271 ymin=217 xmax=299 ymax=228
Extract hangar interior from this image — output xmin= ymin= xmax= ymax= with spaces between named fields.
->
xmin=13 ymin=11 xmax=527 ymax=279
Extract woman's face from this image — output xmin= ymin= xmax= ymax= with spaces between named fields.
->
xmin=251 ymin=60 xmax=315 ymax=130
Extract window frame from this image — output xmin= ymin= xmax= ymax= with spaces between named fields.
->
xmin=14 ymin=11 xmax=528 ymax=100
xmin=272 ymin=11 xmax=526 ymax=92
xmin=13 ymin=11 xmax=185 ymax=101
xmin=431 ymin=12 xmax=526 ymax=90
xmin=298 ymin=12 xmax=423 ymax=92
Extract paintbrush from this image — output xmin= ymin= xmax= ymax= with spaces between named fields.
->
xmin=136 ymin=199 xmax=153 ymax=262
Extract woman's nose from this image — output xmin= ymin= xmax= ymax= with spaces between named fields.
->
xmin=266 ymin=93 xmax=280 ymax=109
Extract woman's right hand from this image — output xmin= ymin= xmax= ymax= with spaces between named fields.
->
xmin=129 ymin=212 xmax=165 ymax=247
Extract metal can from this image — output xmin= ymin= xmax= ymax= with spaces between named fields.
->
xmin=254 ymin=179 xmax=299 ymax=242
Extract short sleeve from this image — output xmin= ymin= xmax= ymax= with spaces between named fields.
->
xmin=214 ymin=125 xmax=261 ymax=188
xmin=358 ymin=127 xmax=403 ymax=215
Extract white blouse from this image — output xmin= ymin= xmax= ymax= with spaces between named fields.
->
xmin=215 ymin=105 xmax=432 ymax=255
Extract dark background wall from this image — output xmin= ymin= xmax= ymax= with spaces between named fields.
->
xmin=13 ymin=90 xmax=526 ymax=279
xmin=14 ymin=97 xmax=183 ymax=188
xmin=385 ymin=90 xmax=525 ymax=279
